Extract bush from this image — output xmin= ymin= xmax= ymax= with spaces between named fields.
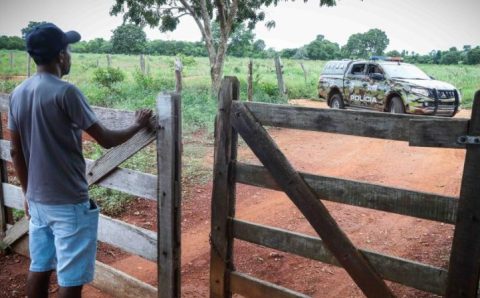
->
xmin=92 ymin=67 xmax=125 ymax=89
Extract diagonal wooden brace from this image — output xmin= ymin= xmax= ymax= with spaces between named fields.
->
xmin=230 ymin=101 xmax=393 ymax=298
xmin=86 ymin=117 xmax=157 ymax=186
xmin=0 ymin=216 xmax=28 ymax=250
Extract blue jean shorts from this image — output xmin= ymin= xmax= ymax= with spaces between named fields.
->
xmin=28 ymin=199 xmax=99 ymax=287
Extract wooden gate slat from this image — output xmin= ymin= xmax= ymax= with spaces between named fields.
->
xmin=157 ymin=93 xmax=182 ymax=298
xmin=230 ymin=101 xmax=394 ymax=297
xmin=446 ymin=90 xmax=480 ymax=297
xmin=210 ymin=77 xmax=240 ymax=298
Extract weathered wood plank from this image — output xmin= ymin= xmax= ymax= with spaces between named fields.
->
xmin=3 ymin=183 xmax=157 ymax=261
xmin=157 ymin=93 xmax=182 ymax=298
xmin=446 ymin=90 xmax=480 ymax=297
xmin=98 ymin=214 xmax=157 ymax=262
xmin=0 ymin=216 xmax=28 ymax=250
xmin=86 ymin=122 xmax=156 ymax=186
xmin=93 ymin=261 xmax=157 ymax=298
xmin=0 ymin=111 xmax=8 ymax=238
xmin=409 ymin=118 xmax=468 ymax=148
xmin=236 ymin=163 xmax=458 ymax=224
xmin=230 ymin=271 xmax=309 ymax=298
xmin=86 ymin=160 xmax=157 ymax=201
xmin=0 ymin=93 xmax=138 ymax=130
xmin=0 ymin=140 xmax=157 ymax=200
xmin=210 ymin=77 xmax=240 ymax=298
xmin=233 ymin=219 xmax=448 ymax=296
xmin=231 ymin=101 xmax=394 ymax=297
xmin=242 ymin=101 xmax=468 ymax=147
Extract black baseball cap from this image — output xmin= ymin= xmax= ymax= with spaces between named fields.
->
xmin=26 ymin=23 xmax=81 ymax=62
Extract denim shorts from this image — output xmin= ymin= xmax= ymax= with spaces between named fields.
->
xmin=28 ymin=199 xmax=99 ymax=287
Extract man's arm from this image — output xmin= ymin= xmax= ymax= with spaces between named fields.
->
xmin=10 ymin=132 xmax=29 ymax=217
xmin=86 ymin=109 xmax=153 ymax=149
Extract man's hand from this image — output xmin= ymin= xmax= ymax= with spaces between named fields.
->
xmin=135 ymin=109 xmax=153 ymax=129
xmin=23 ymin=199 xmax=30 ymax=219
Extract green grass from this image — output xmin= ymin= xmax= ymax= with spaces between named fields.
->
xmin=2 ymin=50 xmax=478 ymax=214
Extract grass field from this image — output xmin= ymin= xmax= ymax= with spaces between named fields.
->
xmin=1 ymin=49 xmax=478 ymax=214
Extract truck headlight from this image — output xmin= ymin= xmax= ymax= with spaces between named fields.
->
xmin=411 ymin=87 xmax=429 ymax=97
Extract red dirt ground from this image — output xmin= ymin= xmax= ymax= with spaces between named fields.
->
xmin=0 ymin=101 xmax=471 ymax=297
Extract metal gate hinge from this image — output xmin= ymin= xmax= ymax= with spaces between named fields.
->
xmin=457 ymin=135 xmax=480 ymax=145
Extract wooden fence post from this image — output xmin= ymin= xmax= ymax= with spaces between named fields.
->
xmin=247 ymin=59 xmax=253 ymax=102
xmin=210 ymin=77 xmax=240 ymax=298
xmin=300 ymin=62 xmax=307 ymax=84
xmin=274 ymin=55 xmax=286 ymax=98
xmin=140 ymin=54 xmax=146 ymax=74
xmin=446 ymin=90 xmax=480 ymax=297
xmin=174 ymin=58 xmax=183 ymax=94
xmin=157 ymin=93 xmax=182 ymax=298
xmin=107 ymin=54 xmax=111 ymax=68
xmin=9 ymin=51 xmax=13 ymax=69
xmin=27 ymin=54 xmax=31 ymax=77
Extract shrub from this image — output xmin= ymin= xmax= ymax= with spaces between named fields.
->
xmin=92 ymin=67 xmax=125 ymax=89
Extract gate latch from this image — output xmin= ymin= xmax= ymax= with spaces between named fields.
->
xmin=457 ymin=135 xmax=480 ymax=145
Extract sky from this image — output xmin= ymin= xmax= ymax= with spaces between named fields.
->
xmin=0 ymin=0 xmax=479 ymax=54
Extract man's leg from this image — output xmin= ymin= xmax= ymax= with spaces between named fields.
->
xmin=27 ymin=270 xmax=53 ymax=298
xmin=27 ymin=201 xmax=56 ymax=298
xmin=58 ymin=285 xmax=83 ymax=298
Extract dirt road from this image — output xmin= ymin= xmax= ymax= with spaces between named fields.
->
xmin=1 ymin=101 xmax=469 ymax=297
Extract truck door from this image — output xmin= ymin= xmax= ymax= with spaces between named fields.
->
xmin=345 ymin=63 xmax=367 ymax=108
xmin=365 ymin=63 xmax=387 ymax=111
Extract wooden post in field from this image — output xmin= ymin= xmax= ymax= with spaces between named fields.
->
xmin=274 ymin=55 xmax=286 ymax=98
xmin=247 ymin=59 xmax=253 ymax=102
xmin=96 ymin=59 xmax=99 ymax=67
xmin=157 ymin=93 xmax=182 ymax=298
xmin=107 ymin=54 xmax=111 ymax=68
xmin=9 ymin=51 xmax=13 ymax=69
xmin=300 ymin=62 xmax=307 ymax=84
xmin=210 ymin=77 xmax=239 ymax=298
xmin=446 ymin=90 xmax=480 ymax=297
xmin=140 ymin=54 xmax=146 ymax=74
xmin=174 ymin=58 xmax=183 ymax=94
xmin=27 ymin=54 xmax=31 ymax=77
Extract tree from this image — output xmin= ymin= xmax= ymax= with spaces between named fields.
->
xmin=343 ymin=29 xmax=389 ymax=58
xmin=466 ymin=47 xmax=480 ymax=65
xmin=21 ymin=21 xmax=48 ymax=39
xmin=440 ymin=47 xmax=461 ymax=65
xmin=111 ymin=0 xmax=336 ymax=93
xmin=111 ymin=24 xmax=147 ymax=54
xmin=305 ymin=34 xmax=340 ymax=60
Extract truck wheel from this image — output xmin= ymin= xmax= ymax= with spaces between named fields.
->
xmin=389 ymin=97 xmax=405 ymax=114
xmin=330 ymin=94 xmax=344 ymax=109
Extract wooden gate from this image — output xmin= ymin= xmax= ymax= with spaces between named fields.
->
xmin=209 ymin=76 xmax=480 ymax=297
xmin=0 ymin=93 xmax=182 ymax=298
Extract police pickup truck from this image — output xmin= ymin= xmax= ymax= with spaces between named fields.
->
xmin=318 ymin=57 xmax=461 ymax=116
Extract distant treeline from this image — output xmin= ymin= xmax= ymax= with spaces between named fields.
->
xmin=1 ymin=28 xmax=479 ymax=65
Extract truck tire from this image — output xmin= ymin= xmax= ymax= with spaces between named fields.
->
xmin=330 ymin=93 xmax=344 ymax=109
xmin=389 ymin=97 xmax=405 ymax=114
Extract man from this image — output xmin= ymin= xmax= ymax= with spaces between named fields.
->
xmin=8 ymin=23 xmax=152 ymax=298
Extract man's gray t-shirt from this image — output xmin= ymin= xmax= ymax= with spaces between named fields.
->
xmin=8 ymin=72 xmax=98 ymax=205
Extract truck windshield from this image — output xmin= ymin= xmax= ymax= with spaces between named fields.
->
xmin=382 ymin=64 xmax=430 ymax=80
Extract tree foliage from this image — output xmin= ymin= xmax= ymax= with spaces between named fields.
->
xmin=110 ymin=0 xmax=336 ymax=92
xmin=111 ymin=24 xmax=147 ymax=54
xmin=305 ymin=35 xmax=340 ymax=60
xmin=21 ymin=21 xmax=48 ymax=39
xmin=343 ymin=28 xmax=389 ymax=58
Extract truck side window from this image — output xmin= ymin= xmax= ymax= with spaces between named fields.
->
xmin=350 ymin=64 xmax=365 ymax=75
xmin=367 ymin=64 xmax=383 ymax=74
